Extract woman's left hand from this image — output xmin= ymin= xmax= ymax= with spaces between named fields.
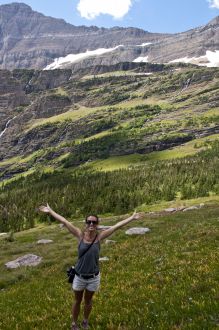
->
xmin=38 ymin=203 xmax=51 ymax=214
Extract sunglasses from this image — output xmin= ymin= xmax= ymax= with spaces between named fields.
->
xmin=86 ymin=220 xmax=98 ymax=225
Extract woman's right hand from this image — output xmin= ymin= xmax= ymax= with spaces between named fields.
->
xmin=38 ymin=203 xmax=51 ymax=214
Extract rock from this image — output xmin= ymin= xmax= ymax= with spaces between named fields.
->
xmin=5 ymin=254 xmax=42 ymax=269
xmin=98 ymin=225 xmax=112 ymax=230
xmin=178 ymin=207 xmax=186 ymax=211
xmin=105 ymin=239 xmax=116 ymax=245
xmin=37 ymin=239 xmax=53 ymax=244
xmin=183 ymin=206 xmax=199 ymax=212
xmin=0 ymin=233 xmax=7 ymax=237
xmin=99 ymin=257 xmax=109 ymax=261
xmin=183 ymin=204 xmax=204 ymax=212
xmin=125 ymin=227 xmax=150 ymax=235
xmin=164 ymin=207 xmax=177 ymax=212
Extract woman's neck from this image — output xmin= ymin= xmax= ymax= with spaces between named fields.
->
xmin=84 ymin=230 xmax=97 ymax=241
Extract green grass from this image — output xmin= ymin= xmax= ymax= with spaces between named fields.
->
xmin=86 ymin=134 xmax=219 ymax=171
xmin=0 ymin=165 xmax=54 ymax=188
xmin=83 ymin=130 xmax=113 ymax=142
xmin=139 ymin=195 xmax=219 ymax=212
xmin=0 ymin=203 xmax=218 ymax=329
xmin=51 ymin=87 xmax=69 ymax=97
xmin=85 ymin=154 xmax=143 ymax=171
xmin=82 ymin=71 xmax=133 ymax=79
xmin=25 ymin=106 xmax=103 ymax=131
xmin=203 ymin=108 xmax=219 ymax=117
xmin=0 ymin=169 xmax=35 ymax=188
xmin=0 ymin=150 xmax=45 ymax=167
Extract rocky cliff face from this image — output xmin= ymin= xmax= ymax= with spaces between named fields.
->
xmin=0 ymin=3 xmax=218 ymax=71
xmin=142 ymin=17 xmax=219 ymax=64
xmin=54 ymin=18 xmax=219 ymax=70
xmin=0 ymin=3 xmax=166 ymax=70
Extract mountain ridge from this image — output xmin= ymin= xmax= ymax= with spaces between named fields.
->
xmin=0 ymin=3 xmax=167 ymax=69
xmin=1 ymin=3 xmax=219 ymax=70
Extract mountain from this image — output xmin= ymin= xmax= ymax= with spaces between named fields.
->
xmin=0 ymin=3 xmax=167 ymax=69
xmin=0 ymin=3 xmax=218 ymax=182
xmin=0 ymin=3 xmax=219 ymax=70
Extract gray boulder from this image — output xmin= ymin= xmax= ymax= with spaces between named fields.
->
xmin=98 ymin=225 xmax=112 ymax=230
xmin=125 ymin=227 xmax=150 ymax=235
xmin=37 ymin=239 xmax=53 ymax=244
xmin=105 ymin=239 xmax=116 ymax=245
xmin=5 ymin=254 xmax=42 ymax=269
xmin=183 ymin=206 xmax=199 ymax=212
xmin=0 ymin=233 xmax=7 ymax=237
xmin=164 ymin=208 xmax=177 ymax=212
xmin=99 ymin=257 xmax=109 ymax=261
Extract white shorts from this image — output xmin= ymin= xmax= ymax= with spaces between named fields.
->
xmin=72 ymin=273 xmax=100 ymax=292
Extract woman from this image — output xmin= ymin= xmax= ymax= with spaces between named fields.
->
xmin=39 ymin=204 xmax=141 ymax=330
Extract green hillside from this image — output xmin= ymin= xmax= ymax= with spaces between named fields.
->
xmin=0 ymin=63 xmax=219 ymax=182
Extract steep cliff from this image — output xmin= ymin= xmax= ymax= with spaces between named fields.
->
xmin=0 ymin=3 xmax=166 ymax=69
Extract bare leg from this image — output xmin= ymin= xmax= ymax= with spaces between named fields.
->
xmin=83 ymin=289 xmax=95 ymax=321
xmin=72 ymin=290 xmax=84 ymax=324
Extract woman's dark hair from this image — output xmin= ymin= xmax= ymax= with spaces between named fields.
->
xmin=85 ymin=214 xmax=99 ymax=223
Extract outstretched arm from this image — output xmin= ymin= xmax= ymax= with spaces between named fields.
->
xmin=98 ymin=211 xmax=142 ymax=241
xmin=38 ymin=204 xmax=82 ymax=239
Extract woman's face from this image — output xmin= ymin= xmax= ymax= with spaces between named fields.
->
xmin=86 ymin=215 xmax=98 ymax=231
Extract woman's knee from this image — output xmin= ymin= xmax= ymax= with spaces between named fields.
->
xmin=84 ymin=298 xmax=93 ymax=307
xmin=84 ymin=295 xmax=93 ymax=307
xmin=74 ymin=290 xmax=84 ymax=304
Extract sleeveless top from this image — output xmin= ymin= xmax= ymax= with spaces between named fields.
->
xmin=74 ymin=239 xmax=100 ymax=275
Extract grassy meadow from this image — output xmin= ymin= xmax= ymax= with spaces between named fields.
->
xmin=0 ymin=202 xmax=218 ymax=330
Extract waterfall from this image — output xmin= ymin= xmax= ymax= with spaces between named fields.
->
xmin=0 ymin=116 xmax=17 ymax=138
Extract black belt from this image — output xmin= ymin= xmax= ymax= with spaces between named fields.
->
xmin=75 ymin=271 xmax=99 ymax=279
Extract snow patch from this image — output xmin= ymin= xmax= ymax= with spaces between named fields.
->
xmin=169 ymin=50 xmax=219 ymax=67
xmin=137 ymin=42 xmax=152 ymax=47
xmin=135 ymin=72 xmax=153 ymax=75
xmin=133 ymin=56 xmax=149 ymax=63
xmin=44 ymin=46 xmax=123 ymax=70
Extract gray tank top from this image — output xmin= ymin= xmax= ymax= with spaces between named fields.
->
xmin=75 ymin=239 xmax=100 ymax=275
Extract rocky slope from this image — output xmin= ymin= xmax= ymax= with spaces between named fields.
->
xmin=143 ymin=16 xmax=219 ymax=65
xmin=0 ymin=63 xmax=218 ymax=180
xmin=48 ymin=16 xmax=219 ymax=70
